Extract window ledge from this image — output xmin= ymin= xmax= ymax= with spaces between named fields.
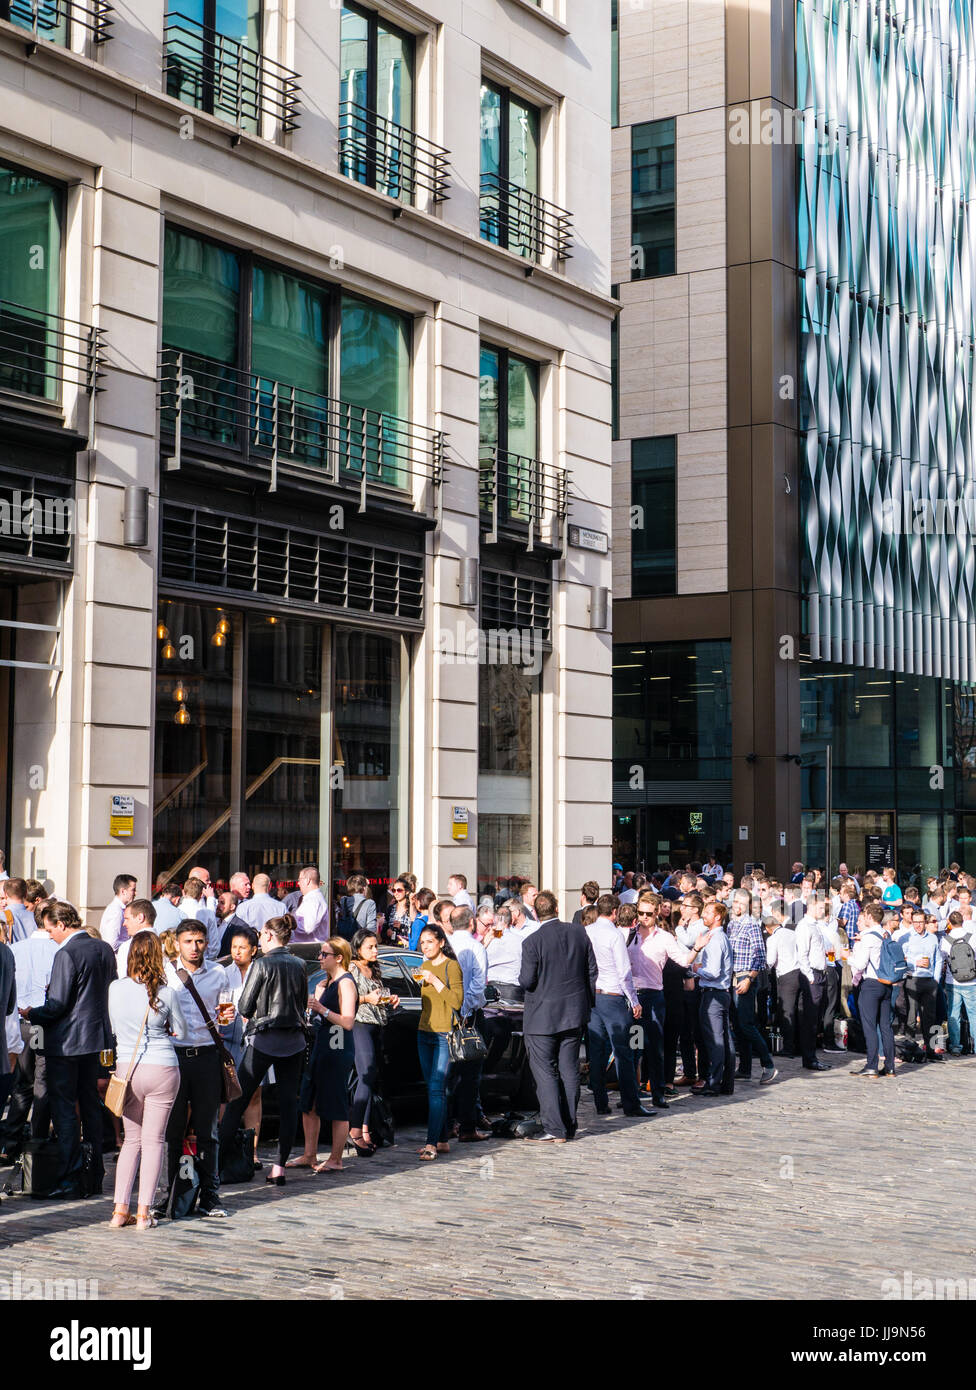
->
xmin=504 ymin=0 xmax=570 ymax=37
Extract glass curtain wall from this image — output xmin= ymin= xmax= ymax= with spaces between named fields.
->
xmin=0 ymin=165 xmax=62 ymax=400
xmin=477 ymin=663 xmax=540 ymax=895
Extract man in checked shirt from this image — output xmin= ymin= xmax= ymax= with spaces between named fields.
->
xmin=727 ymin=891 xmax=778 ymax=1084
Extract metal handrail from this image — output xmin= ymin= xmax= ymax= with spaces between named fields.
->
xmin=163 ymin=11 xmax=301 ymax=134
xmin=5 ymin=0 xmax=113 ymax=43
xmin=479 ymin=172 xmax=573 ymax=261
xmin=479 ymin=443 xmax=568 ymax=552
xmin=0 ymin=299 xmax=104 ymax=401
xmin=339 ymin=100 xmax=450 ymax=205
xmin=158 ymin=348 xmax=444 ymax=515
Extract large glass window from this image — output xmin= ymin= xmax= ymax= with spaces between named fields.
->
xmin=340 ymin=3 xmax=415 ymax=200
xmin=165 ymin=0 xmax=263 ymax=134
xmin=479 ymin=343 xmax=539 ymax=525
xmin=332 ymin=631 xmax=402 ymax=892
xmin=631 ymin=436 xmax=676 ymax=596
xmin=478 ymin=663 xmax=540 ymax=896
xmin=0 ymin=165 xmax=62 ymax=400
xmin=632 ymin=119 xmax=675 ymax=279
xmin=480 ymin=82 xmax=541 ymax=259
xmin=613 ymin=641 xmax=732 ymax=781
xmin=4 ymin=0 xmax=68 ymax=44
xmin=161 ymin=227 xmax=412 ymax=482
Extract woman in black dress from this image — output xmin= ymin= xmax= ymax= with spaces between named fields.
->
xmin=302 ymin=937 xmax=357 ymax=1173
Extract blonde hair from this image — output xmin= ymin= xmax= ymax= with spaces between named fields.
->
xmin=328 ymin=936 xmax=352 ymax=970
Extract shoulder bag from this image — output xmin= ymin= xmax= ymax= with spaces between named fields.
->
xmin=177 ymin=968 xmax=243 ymax=1102
xmin=104 ymin=1000 xmax=152 ymax=1117
xmin=447 ymin=1008 xmax=488 ymax=1064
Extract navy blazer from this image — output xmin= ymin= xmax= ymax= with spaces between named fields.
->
xmin=0 ymin=941 xmax=15 ymax=1076
xmin=519 ymin=918 xmax=598 ymax=1035
xmin=28 ymin=930 xmax=116 ymax=1057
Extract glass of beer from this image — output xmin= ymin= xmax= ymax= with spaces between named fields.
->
xmin=412 ymin=967 xmax=425 ymax=983
xmin=377 ymin=991 xmax=394 ymax=1005
xmin=99 ymin=1048 xmax=115 ymax=1068
xmin=218 ymin=991 xmax=235 ymax=1025
xmin=826 ymin=949 xmax=836 ymax=964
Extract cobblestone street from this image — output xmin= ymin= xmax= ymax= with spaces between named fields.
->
xmin=1 ymin=1055 xmax=972 ymax=1301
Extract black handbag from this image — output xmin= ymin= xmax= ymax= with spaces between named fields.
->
xmin=18 ymin=1137 xmax=62 ymax=1197
xmin=447 ymin=1010 xmax=488 ymax=1064
xmin=218 ymin=1127 xmax=256 ymax=1184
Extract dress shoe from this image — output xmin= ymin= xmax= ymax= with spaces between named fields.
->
xmin=621 ymin=1105 xmax=656 ymax=1117
xmin=45 ymin=1183 xmax=82 ymax=1200
xmin=734 ymin=1069 xmax=752 ymax=1080
xmin=525 ymin=1133 xmax=567 ymax=1143
xmin=674 ymin=1076 xmax=697 ymax=1086
xmin=594 ymin=1105 xmax=611 ymax=1116
xmin=651 ymin=1096 xmax=670 ymax=1109
xmin=849 ymin=1066 xmax=878 ymax=1077
xmin=803 ymin=1061 xmax=831 ymax=1071
xmin=696 ymin=1088 xmax=723 ymax=1097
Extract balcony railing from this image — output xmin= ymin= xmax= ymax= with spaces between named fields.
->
xmin=0 ymin=300 xmax=105 ymax=403
xmin=479 ymin=173 xmax=573 ymax=262
xmin=159 ymin=349 xmax=444 ymax=517
xmin=479 ymin=444 xmax=568 ymax=552
xmin=163 ymin=11 xmax=301 ymax=137
xmin=4 ymin=0 xmax=113 ymax=46
xmin=339 ymin=101 xmax=450 ymax=208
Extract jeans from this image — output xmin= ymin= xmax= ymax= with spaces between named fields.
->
xmin=636 ymin=988 xmax=666 ymax=1098
xmin=731 ymin=982 xmax=772 ymax=1072
xmin=946 ymin=979 xmax=976 ymax=1051
xmin=417 ymin=1030 xmax=452 ymax=1145
xmin=587 ymin=994 xmax=640 ymax=1112
xmin=858 ymin=979 xmax=895 ymax=1072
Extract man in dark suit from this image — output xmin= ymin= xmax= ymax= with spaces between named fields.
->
xmin=22 ymin=903 xmax=116 ymax=1198
xmin=518 ymin=891 xmax=598 ymax=1143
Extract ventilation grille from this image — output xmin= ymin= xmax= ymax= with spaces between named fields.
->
xmin=161 ymin=502 xmax=424 ymax=622
xmin=480 ymin=568 xmax=551 ymax=641
xmin=0 ymin=467 xmax=74 ymax=570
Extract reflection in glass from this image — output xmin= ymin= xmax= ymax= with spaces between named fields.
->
xmin=0 ymin=166 xmax=62 ymax=400
xmin=612 ymin=641 xmax=732 ymax=779
xmin=161 ymin=225 xmax=241 ymax=445
xmin=340 ymin=294 xmax=410 ymax=487
xmin=631 ymin=119 xmax=675 ymax=279
xmin=477 ymin=663 xmax=539 ymax=894
xmin=251 ymin=264 xmax=330 ymax=465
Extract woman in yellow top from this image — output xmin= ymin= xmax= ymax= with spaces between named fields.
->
xmin=416 ymin=924 xmax=464 ymax=1161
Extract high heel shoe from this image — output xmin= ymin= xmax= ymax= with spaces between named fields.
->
xmin=350 ymin=1138 xmax=376 ymax=1158
xmin=265 ymin=1172 xmax=285 ymax=1186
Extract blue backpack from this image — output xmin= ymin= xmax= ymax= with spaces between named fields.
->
xmin=870 ymin=931 xmax=911 ymax=985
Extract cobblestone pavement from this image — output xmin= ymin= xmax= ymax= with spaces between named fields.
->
xmin=1 ymin=1055 xmax=973 ymax=1301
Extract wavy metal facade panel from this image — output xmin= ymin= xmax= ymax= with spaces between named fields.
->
xmin=798 ymin=0 xmax=976 ymax=679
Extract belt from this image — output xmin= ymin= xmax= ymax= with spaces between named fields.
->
xmin=596 ymin=989 xmax=623 ymax=996
xmin=175 ymin=1045 xmax=217 ymax=1058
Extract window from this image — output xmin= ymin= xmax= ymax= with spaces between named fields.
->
xmin=480 ymin=343 xmax=539 ymax=525
xmin=630 ymin=436 xmax=676 ymax=596
xmin=611 ymin=0 xmax=619 ymax=127
xmin=478 ymin=662 xmax=540 ymax=897
xmin=0 ymin=165 xmax=62 ymax=401
xmin=161 ymin=226 xmax=413 ymax=485
xmin=480 ymin=81 xmax=541 ymax=259
xmin=164 ymin=1 xmax=298 ymax=136
xmin=613 ymin=640 xmax=732 ymax=780
xmin=3 ymin=0 xmax=68 ymax=44
xmin=340 ymin=3 xmax=415 ymax=200
xmin=610 ymin=285 xmax=619 ymax=439
xmin=632 ymin=119 xmax=675 ymax=279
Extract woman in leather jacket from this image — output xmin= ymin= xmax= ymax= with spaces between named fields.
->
xmin=216 ymin=914 xmax=308 ymax=1185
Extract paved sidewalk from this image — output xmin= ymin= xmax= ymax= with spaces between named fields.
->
xmin=1 ymin=1056 xmax=972 ymax=1300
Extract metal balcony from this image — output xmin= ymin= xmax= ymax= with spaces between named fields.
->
xmin=4 ymin=0 xmax=113 ymax=46
xmin=0 ymin=300 xmax=105 ymax=403
xmin=163 ymin=11 xmax=301 ymax=137
xmin=479 ymin=444 xmax=568 ymax=553
xmin=339 ymin=101 xmax=450 ymax=208
xmin=159 ymin=349 xmax=444 ymax=518
xmin=479 ymin=173 xmax=573 ymax=263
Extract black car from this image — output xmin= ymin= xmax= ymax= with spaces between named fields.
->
xmin=253 ymin=945 xmax=535 ymax=1135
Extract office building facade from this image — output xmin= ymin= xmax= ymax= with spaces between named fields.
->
xmin=611 ymin=0 xmax=976 ymax=881
xmin=0 ymin=0 xmax=613 ymax=917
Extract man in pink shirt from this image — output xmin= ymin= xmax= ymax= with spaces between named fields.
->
xmin=628 ymin=893 xmax=703 ymax=1108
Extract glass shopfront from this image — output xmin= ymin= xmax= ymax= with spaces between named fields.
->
xmin=153 ymin=599 xmax=405 ymax=895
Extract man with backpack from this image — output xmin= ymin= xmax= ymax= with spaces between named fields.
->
xmin=847 ymin=903 xmax=908 ymax=1078
xmin=334 ymin=873 xmax=375 ymax=941
xmin=941 ymin=909 xmax=976 ymax=1055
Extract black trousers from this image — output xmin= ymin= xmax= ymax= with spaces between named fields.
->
xmin=775 ymin=969 xmax=818 ymax=1062
xmin=166 ymin=1047 xmax=223 ymax=1210
xmin=2 ymin=1021 xmax=50 ymax=1148
xmin=46 ymin=1052 xmax=103 ymax=1192
xmin=524 ymin=1029 xmax=582 ymax=1140
xmin=636 ymin=988 xmax=666 ymax=1098
xmin=454 ymin=1010 xmax=487 ymax=1132
xmin=665 ymin=987 xmax=705 ymax=1082
xmin=349 ymin=1022 xmax=381 ymax=1131
xmin=820 ymin=965 xmax=842 ymax=1042
xmin=905 ymin=976 xmax=939 ymax=1054
xmin=219 ymin=1044 xmax=304 ymax=1168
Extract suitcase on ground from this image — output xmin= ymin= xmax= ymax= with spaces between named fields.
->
xmin=18 ymin=1137 xmax=62 ymax=1197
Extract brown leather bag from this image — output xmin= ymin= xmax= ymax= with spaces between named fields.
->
xmin=105 ymin=1000 xmax=152 ymax=1117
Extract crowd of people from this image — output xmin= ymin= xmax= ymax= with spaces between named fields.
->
xmin=0 ymin=851 xmax=972 ymax=1226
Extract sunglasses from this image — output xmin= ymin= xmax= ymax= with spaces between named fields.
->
xmin=636 ymin=910 xmax=656 ymax=918
xmin=392 ymin=887 xmax=406 ymax=895
xmin=318 ymin=950 xmax=335 ymax=960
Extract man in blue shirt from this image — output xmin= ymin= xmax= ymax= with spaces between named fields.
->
xmin=903 ymin=911 xmax=943 ymax=1059
xmin=690 ymin=900 xmax=735 ymax=1095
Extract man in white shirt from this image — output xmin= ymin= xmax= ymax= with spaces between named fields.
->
xmin=585 ymin=895 xmax=652 ymax=1119
xmin=794 ymin=899 xmax=832 ymax=1070
xmin=116 ymin=899 xmax=157 ymax=977
xmin=291 ymin=866 xmax=330 ymax=943
xmin=1 ymin=905 xmax=58 ymax=1158
xmin=447 ymin=873 xmax=475 ymax=912
xmin=180 ymin=877 xmax=222 ymax=960
xmin=236 ymin=873 xmax=280 ymax=933
xmin=188 ymin=865 xmax=217 ymax=913
xmin=152 ymin=880 xmax=186 ymax=934
xmin=99 ymin=874 xmax=137 ymax=950
xmin=229 ymin=871 xmax=252 ymax=904
xmin=444 ymin=904 xmax=490 ymax=1141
